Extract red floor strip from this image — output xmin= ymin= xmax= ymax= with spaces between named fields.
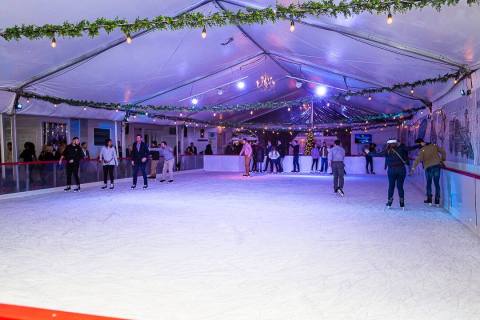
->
xmin=0 ymin=304 xmax=126 ymax=320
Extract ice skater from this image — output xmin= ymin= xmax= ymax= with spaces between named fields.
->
xmin=268 ymin=145 xmax=281 ymax=173
xmin=264 ymin=141 xmax=273 ymax=173
xmin=410 ymin=138 xmax=446 ymax=206
xmin=99 ymin=139 xmax=118 ymax=189
xmin=159 ymin=141 xmax=175 ymax=183
xmin=328 ymin=139 xmax=346 ymax=196
xmin=59 ymin=136 xmax=83 ymax=192
xmin=310 ymin=143 xmax=320 ymax=173
xmin=131 ymin=134 xmax=149 ymax=189
xmin=239 ymin=139 xmax=252 ymax=177
xmin=319 ymin=141 xmax=329 ymax=173
xmin=290 ymin=140 xmax=300 ymax=172
xmin=368 ymin=139 xmax=419 ymax=209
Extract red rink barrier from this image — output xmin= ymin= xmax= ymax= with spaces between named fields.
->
xmin=0 ymin=304 xmax=126 ymax=320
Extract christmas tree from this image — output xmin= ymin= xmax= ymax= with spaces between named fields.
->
xmin=304 ymin=131 xmax=315 ymax=155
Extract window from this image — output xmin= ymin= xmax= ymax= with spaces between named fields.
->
xmin=43 ymin=122 xmax=67 ymax=145
xmin=94 ymin=128 xmax=110 ymax=146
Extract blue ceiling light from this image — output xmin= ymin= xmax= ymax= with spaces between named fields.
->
xmin=236 ymin=81 xmax=246 ymax=90
xmin=315 ymin=86 xmax=327 ymax=97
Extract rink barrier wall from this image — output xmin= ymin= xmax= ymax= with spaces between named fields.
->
xmin=410 ymin=164 xmax=480 ymax=237
xmin=0 ymin=169 xmax=203 ymax=201
xmin=0 ymin=303 xmax=124 ymax=320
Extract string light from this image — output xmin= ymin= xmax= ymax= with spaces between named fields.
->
xmin=83 ymin=107 xmax=87 ymax=111
xmin=287 ymin=107 xmax=291 ymax=112
xmin=290 ymin=20 xmax=295 ymax=32
xmin=50 ymin=37 xmax=57 ymax=48
xmin=126 ymin=33 xmax=132 ymax=44
xmin=213 ymin=112 xmax=216 ymax=117
xmin=387 ymin=12 xmax=393 ymax=24
xmin=250 ymin=110 xmax=253 ymax=115
xmin=201 ymin=26 xmax=207 ymax=39
xmin=368 ymin=95 xmax=372 ymax=101
xmin=410 ymin=88 xmax=414 ymax=94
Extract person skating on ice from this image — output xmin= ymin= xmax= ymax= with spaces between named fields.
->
xmin=159 ymin=141 xmax=175 ymax=183
xmin=99 ymin=139 xmax=118 ymax=189
xmin=328 ymin=139 xmax=346 ymax=196
xmin=59 ymin=137 xmax=83 ymax=192
xmin=131 ymin=134 xmax=149 ymax=189
xmin=239 ymin=139 xmax=253 ymax=177
xmin=368 ymin=139 xmax=419 ymax=209
xmin=410 ymin=138 xmax=446 ymax=206
xmin=289 ymin=140 xmax=300 ymax=172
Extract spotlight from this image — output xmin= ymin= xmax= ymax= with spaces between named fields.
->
xmin=287 ymin=107 xmax=291 ymax=112
xmin=290 ymin=20 xmax=295 ymax=32
xmin=410 ymin=88 xmax=414 ymax=94
xmin=295 ymin=80 xmax=303 ymax=89
xmin=368 ymin=96 xmax=372 ymax=101
xmin=315 ymin=86 xmax=327 ymax=97
xmin=201 ymin=26 xmax=207 ymax=39
xmin=191 ymin=98 xmax=199 ymax=105
xmin=387 ymin=12 xmax=393 ymax=25
xmin=51 ymin=37 xmax=57 ymax=48
xmin=236 ymin=81 xmax=245 ymax=90
xmin=217 ymin=88 xmax=223 ymax=95
xmin=16 ymin=103 xmax=22 ymax=110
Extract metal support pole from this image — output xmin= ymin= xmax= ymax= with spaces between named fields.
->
xmin=121 ymin=122 xmax=126 ymax=159
xmin=175 ymin=124 xmax=179 ymax=171
xmin=11 ymin=94 xmax=20 ymax=192
xmin=310 ymin=97 xmax=314 ymax=129
xmin=0 ymin=113 xmax=5 ymax=179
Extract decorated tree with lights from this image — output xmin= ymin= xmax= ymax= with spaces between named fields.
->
xmin=304 ymin=131 xmax=315 ymax=156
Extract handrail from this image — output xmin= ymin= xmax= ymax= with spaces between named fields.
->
xmin=443 ymin=165 xmax=480 ymax=180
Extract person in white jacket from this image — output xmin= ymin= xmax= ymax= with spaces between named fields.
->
xmin=99 ymin=139 xmax=118 ymax=189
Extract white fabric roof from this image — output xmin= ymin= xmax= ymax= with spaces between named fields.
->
xmin=1 ymin=0 xmax=478 ymax=124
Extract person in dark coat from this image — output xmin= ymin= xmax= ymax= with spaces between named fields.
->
xmin=289 ymin=140 xmax=300 ymax=172
xmin=204 ymin=144 xmax=213 ymax=155
xmin=131 ymin=134 xmax=149 ymax=189
xmin=254 ymin=143 xmax=265 ymax=173
xmin=369 ymin=139 xmax=420 ymax=209
xmin=59 ymin=137 xmax=84 ymax=191
xmin=264 ymin=141 xmax=273 ymax=172
xmin=277 ymin=140 xmax=285 ymax=172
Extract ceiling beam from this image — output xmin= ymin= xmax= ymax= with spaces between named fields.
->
xmin=131 ymin=52 xmax=264 ymax=105
xmin=14 ymin=0 xmax=213 ymax=91
xmin=219 ymin=0 xmax=465 ymax=68
xmin=213 ymin=0 xmax=294 ymax=77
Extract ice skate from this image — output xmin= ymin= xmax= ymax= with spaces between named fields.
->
xmin=385 ymin=198 xmax=393 ymax=210
xmin=434 ymin=197 xmax=441 ymax=207
xmin=73 ymin=186 xmax=81 ymax=192
xmin=399 ymin=198 xmax=405 ymax=211
xmin=64 ymin=186 xmax=71 ymax=192
xmin=101 ymin=184 xmax=107 ymax=189
xmin=337 ymin=188 xmax=345 ymax=197
xmin=424 ymin=195 xmax=432 ymax=206
xmin=109 ymin=183 xmax=114 ymax=190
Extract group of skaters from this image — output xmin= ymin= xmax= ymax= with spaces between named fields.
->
xmin=59 ymin=134 xmax=176 ymax=192
xmin=239 ymin=139 xmax=333 ymax=177
xmin=239 ymin=137 xmax=447 ymax=209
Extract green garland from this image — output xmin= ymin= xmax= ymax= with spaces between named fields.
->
xmin=2 ymin=0 xmax=479 ymax=41
xmin=336 ymin=70 xmax=463 ymax=99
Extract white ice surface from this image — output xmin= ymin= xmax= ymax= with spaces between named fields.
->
xmin=1 ymin=172 xmax=480 ymax=320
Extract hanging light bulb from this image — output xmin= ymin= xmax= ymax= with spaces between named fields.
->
xmin=289 ymin=20 xmax=295 ymax=32
xmin=54 ymin=104 xmax=57 ymax=108
xmin=191 ymin=98 xmax=198 ymax=105
xmin=387 ymin=12 xmax=393 ymax=25
xmin=410 ymin=88 xmax=414 ymax=94
xmin=126 ymin=33 xmax=132 ymax=44
xmin=368 ymin=95 xmax=372 ymax=101
xmin=287 ymin=107 xmax=291 ymax=112
xmin=201 ymin=26 xmax=207 ymax=39
xmin=51 ymin=37 xmax=57 ymax=48
xmin=83 ymin=107 xmax=87 ymax=111
xmin=250 ymin=110 xmax=253 ymax=115
xmin=213 ymin=112 xmax=216 ymax=117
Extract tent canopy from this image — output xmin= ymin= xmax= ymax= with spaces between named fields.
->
xmin=1 ymin=0 xmax=478 ymax=126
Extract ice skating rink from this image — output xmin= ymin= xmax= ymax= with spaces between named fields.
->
xmin=1 ymin=171 xmax=480 ymax=320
